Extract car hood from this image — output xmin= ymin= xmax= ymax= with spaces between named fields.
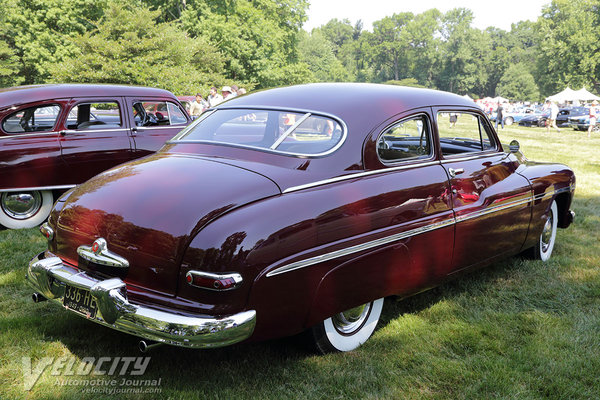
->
xmin=53 ymin=153 xmax=280 ymax=296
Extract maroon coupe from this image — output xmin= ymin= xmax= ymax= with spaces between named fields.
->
xmin=0 ymin=84 xmax=191 ymax=229
xmin=27 ymin=83 xmax=575 ymax=353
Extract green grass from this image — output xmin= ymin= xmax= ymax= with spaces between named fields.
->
xmin=1 ymin=125 xmax=599 ymax=399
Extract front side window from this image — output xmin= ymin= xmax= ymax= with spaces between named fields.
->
xmin=377 ymin=115 xmax=432 ymax=163
xmin=437 ymin=112 xmax=495 ymax=156
xmin=132 ymin=101 xmax=188 ymax=127
xmin=67 ymin=102 xmax=122 ymax=130
xmin=2 ymin=104 xmax=61 ymax=134
xmin=174 ymin=109 xmax=344 ymax=156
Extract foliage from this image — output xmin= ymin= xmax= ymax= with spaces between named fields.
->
xmin=297 ymin=30 xmax=352 ymax=82
xmin=496 ymin=63 xmax=541 ymax=102
xmin=47 ymin=1 xmax=226 ymax=95
xmin=536 ymin=0 xmax=600 ymax=95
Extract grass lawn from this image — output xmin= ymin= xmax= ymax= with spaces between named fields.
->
xmin=1 ymin=125 xmax=599 ymax=399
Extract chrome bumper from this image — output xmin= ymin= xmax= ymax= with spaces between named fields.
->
xmin=26 ymin=252 xmax=256 ymax=348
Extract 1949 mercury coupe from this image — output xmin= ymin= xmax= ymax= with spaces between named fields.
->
xmin=27 ymin=83 xmax=575 ymax=353
xmin=0 ymin=84 xmax=191 ymax=229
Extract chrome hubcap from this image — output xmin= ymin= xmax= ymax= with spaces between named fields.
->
xmin=0 ymin=191 xmax=42 ymax=220
xmin=541 ymin=211 xmax=554 ymax=252
xmin=332 ymin=302 xmax=372 ymax=335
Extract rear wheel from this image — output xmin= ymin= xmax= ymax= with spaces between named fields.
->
xmin=533 ymin=200 xmax=558 ymax=261
xmin=505 ymin=116 xmax=514 ymax=126
xmin=0 ymin=190 xmax=53 ymax=229
xmin=310 ymin=298 xmax=384 ymax=353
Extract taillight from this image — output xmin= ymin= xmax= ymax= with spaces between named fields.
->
xmin=185 ymin=271 xmax=243 ymax=291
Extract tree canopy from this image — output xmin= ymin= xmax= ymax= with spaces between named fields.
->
xmin=0 ymin=0 xmax=598 ymax=99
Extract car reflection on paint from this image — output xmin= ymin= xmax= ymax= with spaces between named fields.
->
xmin=27 ymin=83 xmax=575 ymax=353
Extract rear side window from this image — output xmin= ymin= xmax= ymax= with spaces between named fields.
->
xmin=437 ymin=112 xmax=495 ymax=156
xmin=2 ymin=104 xmax=61 ymax=134
xmin=67 ymin=102 xmax=122 ymax=130
xmin=377 ymin=115 xmax=432 ymax=163
xmin=132 ymin=101 xmax=188 ymax=126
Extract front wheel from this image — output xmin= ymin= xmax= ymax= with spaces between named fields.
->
xmin=533 ymin=200 xmax=558 ymax=261
xmin=0 ymin=190 xmax=53 ymax=229
xmin=310 ymin=298 xmax=384 ymax=353
xmin=505 ymin=117 xmax=514 ymax=126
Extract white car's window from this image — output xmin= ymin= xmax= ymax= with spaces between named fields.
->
xmin=437 ymin=112 xmax=495 ymax=156
xmin=377 ymin=115 xmax=432 ymax=163
xmin=67 ymin=102 xmax=121 ymax=130
xmin=175 ymin=109 xmax=344 ymax=156
xmin=2 ymin=104 xmax=61 ymax=134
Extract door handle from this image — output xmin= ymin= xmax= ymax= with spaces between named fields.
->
xmin=448 ymin=168 xmax=465 ymax=178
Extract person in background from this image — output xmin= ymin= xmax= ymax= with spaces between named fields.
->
xmin=545 ymin=100 xmax=560 ymax=133
xmin=230 ymin=85 xmax=239 ymax=98
xmin=588 ymin=100 xmax=598 ymax=137
xmin=207 ymin=86 xmax=223 ymax=107
xmin=495 ymin=103 xmax=504 ymax=130
xmin=237 ymin=88 xmax=247 ymax=95
xmin=189 ymin=93 xmax=208 ymax=117
xmin=222 ymin=86 xmax=234 ymax=100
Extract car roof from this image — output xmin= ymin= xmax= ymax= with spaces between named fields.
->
xmin=0 ymin=84 xmax=176 ymax=110
xmin=221 ymin=83 xmax=478 ymax=125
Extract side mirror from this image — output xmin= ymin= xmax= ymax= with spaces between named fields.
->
xmin=509 ymin=140 xmax=520 ymax=153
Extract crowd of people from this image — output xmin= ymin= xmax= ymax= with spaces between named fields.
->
xmin=188 ymin=85 xmax=248 ymax=117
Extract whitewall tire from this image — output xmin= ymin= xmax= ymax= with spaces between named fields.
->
xmin=534 ymin=200 xmax=558 ymax=262
xmin=0 ymin=190 xmax=53 ymax=229
xmin=311 ymin=298 xmax=384 ymax=353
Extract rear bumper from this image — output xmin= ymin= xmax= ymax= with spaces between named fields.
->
xmin=26 ymin=251 xmax=256 ymax=348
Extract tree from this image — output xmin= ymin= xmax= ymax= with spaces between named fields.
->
xmin=180 ymin=0 xmax=309 ymax=88
xmin=496 ymin=63 xmax=540 ymax=101
xmin=48 ymin=1 xmax=226 ymax=95
xmin=0 ymin=0 xmax=107 ymax=84
xmin=297 ymin=30 xmax=352 ymax=82
xmin=536 ymin=0 xmax=600 ymax=95
xmin=370 ymin=13 xmax=414 ymax=81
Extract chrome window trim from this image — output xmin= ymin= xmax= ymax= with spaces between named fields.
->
xmin=167 ymin=106 xmax=348 ymax=158
xmin=282 ymin=160 xmax=441 ymax=194
xmin=1 ymin=184 xmax=76 ymax=193
xmin=0 ymin=132 xmax=59 ymax=140
xmin=440 ymin=152 xmax=504 ymax=163
xmin=376 ymin=113 xmax=435 ymax=166
xmin=267 ymin=185 xmax=574 ymax=278
xmin=72 ymin=128 xmax=130 ymax=133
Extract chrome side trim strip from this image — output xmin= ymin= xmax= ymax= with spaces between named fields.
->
xmin=282 ymin=161 xmax=441 ymax=194
xmin=0 ymin=132 xmax=58 ymax=139
xmin=268 ymin=185 xmax=574 ymax=277
xmin=440 ymin=152 xmax=503 ymax=163
xmin=1 ymin=185 xmax=76 ymax=193
xmin=266 ymin=218 xmax=455 ymax=277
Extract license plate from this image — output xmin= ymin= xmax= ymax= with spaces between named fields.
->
xmin=63 ymin=285 xmax=98 ymax=319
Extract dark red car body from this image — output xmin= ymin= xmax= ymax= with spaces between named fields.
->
xmin=27 ymin=83 xmax=575 ymax=351
xmin=0 ymin=84 xmax=190 ymax=229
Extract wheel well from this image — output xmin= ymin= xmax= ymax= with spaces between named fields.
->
xmin=554 ymin=192 xmax=571 ymax=228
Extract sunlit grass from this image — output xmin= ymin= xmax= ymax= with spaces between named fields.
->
xmin=0 ymin=125 xmax=599 ymax=399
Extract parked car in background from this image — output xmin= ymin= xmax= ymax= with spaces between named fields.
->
xmin=27 ymin=83 xmax=575 ymax=354
xmin=490 ymin=107 xmax=535 ymax=126
xmin=569 ymin=114 xmax=599 ymax=131
xmin=519 ymin=109 xmax=551 ymax=127
xmin=556 ymin=107 xmax=588 ymax=128
xmin=0 ymin=84 xmax=191 ymax=229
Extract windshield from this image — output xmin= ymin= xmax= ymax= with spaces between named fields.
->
xmin=173 ymin=109 xmax=345 ymax=156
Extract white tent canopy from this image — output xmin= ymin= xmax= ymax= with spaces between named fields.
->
xmin=547 ymin=87 xmax=600 ymax=102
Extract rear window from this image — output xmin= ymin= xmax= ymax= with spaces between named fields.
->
xmin=174 ymin=109 xmax=345 ymax=156
xmin=66 ymin=102 xmax=122 ymax=130
xmin=2 ymin=104 xmax=61 ymax=134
